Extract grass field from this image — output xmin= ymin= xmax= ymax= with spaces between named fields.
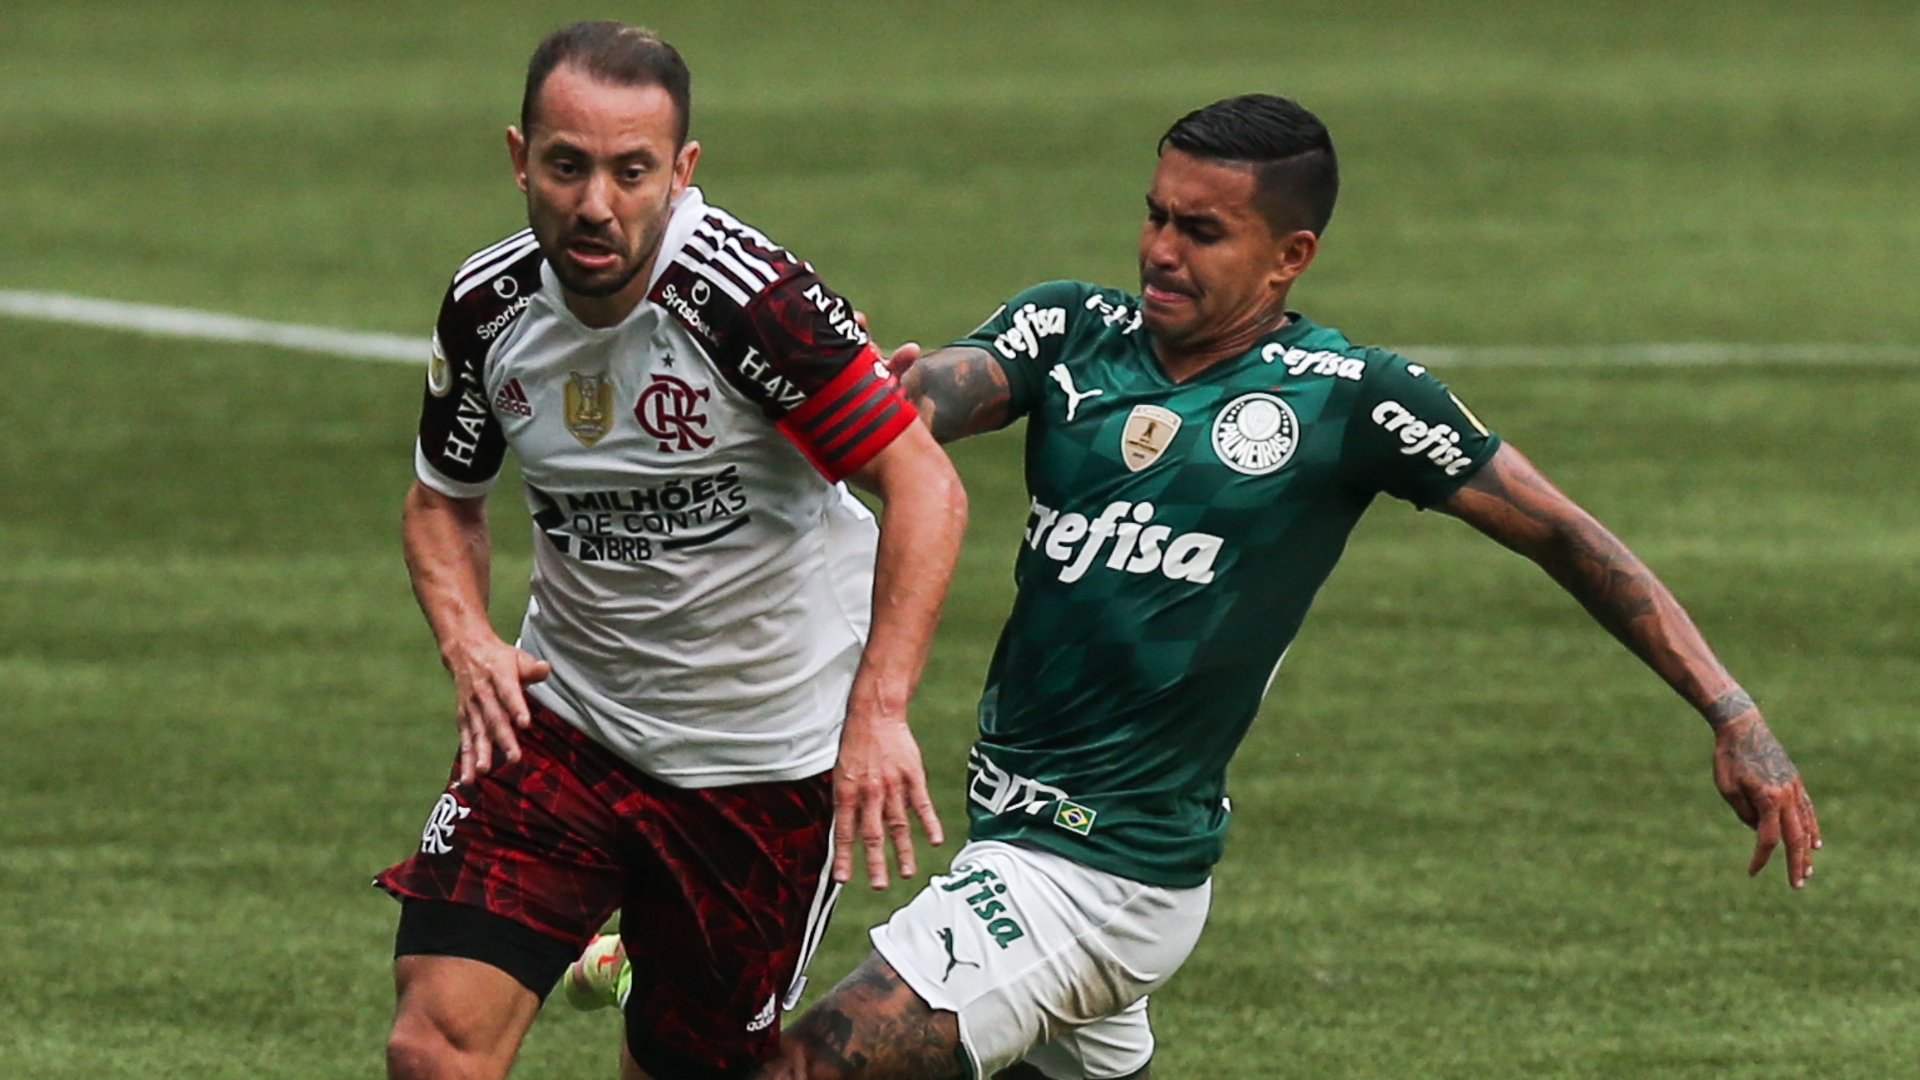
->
xmin=3 ymin=2 xmax=1918 ymax=1077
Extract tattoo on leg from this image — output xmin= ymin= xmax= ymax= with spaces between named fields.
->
xmin=783 ymin=954 xmax=964 ymax=1080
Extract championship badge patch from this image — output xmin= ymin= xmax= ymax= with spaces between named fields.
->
xmin=1211 ymin=392 xmax=1299 ymax=476
xmin=426 ymin=333 xmax=453 ymax=398
xmin=1121 ymin=404 xmax=1182 ymax=472
xmin=564 ymin=371 xmax=615 ymax=446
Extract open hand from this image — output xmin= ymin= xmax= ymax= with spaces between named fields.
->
xmin=444 ymin=637 xmax=551 ymax=785
xmin=831 ymin=713 xmax=944 ymax=889
xmin=1712 ymin=713 xmax=1821 ymax=888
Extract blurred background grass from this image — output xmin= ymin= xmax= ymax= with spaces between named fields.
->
xmin=1 ymin=2 xmax=1916 ymax=1077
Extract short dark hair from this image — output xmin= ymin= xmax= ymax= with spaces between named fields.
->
xmin=521 ymin=21 xmax=691 ymax=145
xmin=1159 ymin=94 xmax=1339 ymax=236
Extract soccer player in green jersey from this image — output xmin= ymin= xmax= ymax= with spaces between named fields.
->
xmin=749 ymin=93 xmax=1819 ymax=1080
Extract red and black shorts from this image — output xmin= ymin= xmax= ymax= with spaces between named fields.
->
xmin=376 ymin=703 xmax=839 ymax=1080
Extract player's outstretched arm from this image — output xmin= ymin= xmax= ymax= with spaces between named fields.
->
xmin=401 ymin=481 xmax=550 ymax=785
xmin=841 ymin=423 xmax=968 ymax=889
xmin=898 ymin=345 xmax=1016 ymax=444
xmin=1436 ymin=443 xmax=1820 ymax=888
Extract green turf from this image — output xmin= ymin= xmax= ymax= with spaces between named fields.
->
xmin=3 ymin=2 xmax=1918 ymax=1077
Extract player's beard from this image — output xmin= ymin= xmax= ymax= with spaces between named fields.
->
xmin=536 ymin=192 xmax=673 ymax=300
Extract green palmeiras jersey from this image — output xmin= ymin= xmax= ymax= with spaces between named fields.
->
xmin=955 ymin=280 xmax=1501 ymax=887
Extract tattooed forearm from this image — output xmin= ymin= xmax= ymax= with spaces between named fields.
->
xmin=1441 ymin=444 xmax=1742 ymax=724
xmin=902 ymin=346 xmax=1014 ymax=444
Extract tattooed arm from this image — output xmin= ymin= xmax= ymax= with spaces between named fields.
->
xmin=898 ymin=345 xmax=1017 ymax=444
xmin=1438 ymin=442 xmax=1821 ymax=889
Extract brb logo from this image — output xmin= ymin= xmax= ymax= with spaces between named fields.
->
xmin=634 ymin=372 xmax=714 ymax=452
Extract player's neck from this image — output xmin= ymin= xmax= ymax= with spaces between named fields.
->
xmin=1152 ymin=306 xmax=1293 ymax=383
xmin=561 ymin=269 xmax=654 ymax=329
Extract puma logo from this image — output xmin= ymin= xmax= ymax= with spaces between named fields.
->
xmin=1048 ymin=364 xmax=1105 ymax=422
xmin=937 ymin=927 xmax=979 ymax=981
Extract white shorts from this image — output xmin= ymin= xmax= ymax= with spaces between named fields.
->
xmin=869 ymin=841 xmax=1211 ymax=1080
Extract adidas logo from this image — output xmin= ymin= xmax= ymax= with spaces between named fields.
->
xmin=745 ymin=992 xmax=778 ymax=1033
xmin=494 ymin=378 xmax=532 ymax=418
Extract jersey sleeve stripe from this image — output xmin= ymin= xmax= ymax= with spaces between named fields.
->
xmin=670 ymin=254 xmax=753 ymax=307
xmin=456 ymin=228 xmax=535 ymax=276
xmin=684 ymin=235 xmax=773 ymax=298
xmin=804 ymin=379 xmax=898 ymax=455
xmin=794 ymin=377 xmax=873 ymax=441
xmin=414 ymin=439 xmax=498 ymax=499
xmin=814 ymin=398 xmax=910 ymax=461
xmin=453 ymin=235 xmax=541 ymax=300
xmin=776 ymin=398 xmax=914 ymax=480
xmin=455 ymin=233 xmax=538 ymax=287
xmin=701 ymin=211 xmax=786 ymax=266
xmin=773 ymin=344 xmax=918 ymax=479
xmin=780 ymin=346 xmax=884 ymax=430
xmin=696 ymin=226 xmax=780 ymax=285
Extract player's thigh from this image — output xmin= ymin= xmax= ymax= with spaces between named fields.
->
xmin=377 ymin=705 xmax=632 ymax=956
xmin=869 ymin=841 xmax=1209 ymax=1080
xmin=619 ymin=772 xmax=837 ymax=1080
xmin=769 ymin=951 xmax=965 ymax=1080
xmin=388 ymin=954 xmax=543 ymax=1080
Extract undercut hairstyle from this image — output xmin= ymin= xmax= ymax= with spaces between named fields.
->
xmin=521 ymin=21 xmax=692 ymax=145
xmin=1159 ymin=94 xmax=1339 ymax=236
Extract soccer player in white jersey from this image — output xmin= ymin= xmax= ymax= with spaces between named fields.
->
xmin=374 ymin=23 xmax=965 ymax=1080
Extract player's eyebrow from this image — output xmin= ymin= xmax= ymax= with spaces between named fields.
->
xmin=1145 ymin=194 xmax=1224 ymax=234
xmin=538 ymin=138 xmax=662 ymax=169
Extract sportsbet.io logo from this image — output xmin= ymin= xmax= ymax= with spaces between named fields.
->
xmin=1211 ymin=393 xmax=1299 ymax=475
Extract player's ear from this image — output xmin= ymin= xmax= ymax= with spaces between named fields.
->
xmin=507 ymin=126 xmax=531 ymax=193
xmin=1271 ymin=228 xmax=1318 ymax=287
xmin=507 ymin=126 xmax=531 ymax=190
xmin=672 ymin=139 xmax=701 ymax=197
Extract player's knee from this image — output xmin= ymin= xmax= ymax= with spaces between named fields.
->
xmin=385 ymin=1016 xmax=508 ymax=1080
xmin=757 ymin=1027 xmax=844 ymax=1080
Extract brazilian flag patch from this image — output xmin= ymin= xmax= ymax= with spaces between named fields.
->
xmin=1052 ymin=800 xmax=1097 ymax=836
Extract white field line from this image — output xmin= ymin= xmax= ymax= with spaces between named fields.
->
xmin=3 ymin=289 xmax=1919 ymax=368
xmin=0 ymin=290 xmax=424 ymax=363
xmin=1397 ymin=342 xmax=1920 ymax=367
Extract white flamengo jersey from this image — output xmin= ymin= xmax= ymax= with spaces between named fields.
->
xmin=413 ymin=187 xmax=917 ymax=787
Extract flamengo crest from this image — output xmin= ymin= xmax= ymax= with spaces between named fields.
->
xmin=1211 ymin=393 xmax=1299 ymax=475
xmin=564 ymin=371 xmax=615 ymax=446
xmin=634 ymin=372 xmax=714 ymax=452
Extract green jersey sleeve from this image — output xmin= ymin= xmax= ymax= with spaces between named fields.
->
xmin=1343 ymin=352 xmax=1502 ymax=508
xmin=950 ymin=280 xmax=1097 ymax=419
